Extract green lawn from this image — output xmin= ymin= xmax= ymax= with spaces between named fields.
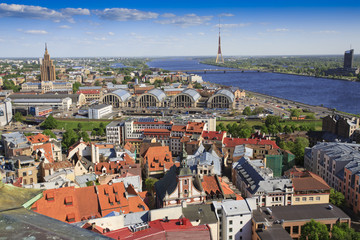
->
xmin=218 ymin=119 xmax=322 ymax=131
xmin=56 ymin=120 xmax=112 ymax=131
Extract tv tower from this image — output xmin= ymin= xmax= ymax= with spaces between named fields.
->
xmin=216 ymin=19 xmax=224 ymax=64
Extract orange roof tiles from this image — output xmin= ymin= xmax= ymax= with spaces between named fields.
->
xmin=143 ymin=146 xmax=177 ymax=173
xmin=223 ymin=137 xmax=279 ymax=149
xmin=202 ymin=175 xmax=222 ymax=195
xmin=186 ymin=122 xmax=205 ymax=134
xmin=171 ymin=125 xmax=186 ymax=132
xmin=27 ymin=133 xmax=50 ymax=144
xmin=33 ymin=143 xmax=54 ymax=163
xmin=292 ymin=172 xmax=331 ymax=192
xmin=32 ymin=182 xmax=148 ymax=223
xmin=94 ymin=154 xmax=136 ymax=175
xmin=42 ymin=160 xmax=73 ymax=171
xmin=202 ymin=131 xmax=226 ymax=141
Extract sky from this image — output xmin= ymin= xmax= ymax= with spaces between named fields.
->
xmin=0 ymin=0 xmax=360 ymax=57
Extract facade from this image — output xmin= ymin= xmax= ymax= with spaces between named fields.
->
xmin=106 ymin=121 xmax=125 ymax=145
xmin=252 ymin=204 xmax=350 ymax=240
xmin=143 ymin=146 xmax=177 ymax=177
xmin=155 ymin=165 xmax=206 ymax=208
xmin=0 ymin=99 xmax=12 ymax=126
xmin=207 ymin=89 xmax=235 ymax=109
xmin=214 ymin=199 xmax=256 ymax=240
xmin=304 ymin=142 xmax=360 ymax=213
xmin=88 ymin=104 xmax=112 ymax=119
xmin=101 ymin=89 xmax=131 ymax=108
xmin=40 ymin=45 xmax=56 ymax=81
xmin=77 ymin=87 xmax=103 ymax=103
xmin=344 ymin=49 xmax=354 ymax=68
xmin=322 ymin=115 xmax=360 ymax=140
xmin=2 ymin=132 xmax=31 ymax=158
xmin=136 ymin=88 xmax=167 ymax=108
xmin=13 ymin=156 xmax=38 ymax=185
xmin=21 ymin=81 xmax=72 ymax=93
xmin=232 ymin=157 xmax=294 ymax=207
xmin=170 ymin=88 xmax=201 ymax=108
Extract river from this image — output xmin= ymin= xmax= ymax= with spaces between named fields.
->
xmin=147 ymin=58 xmax=360 ymax=115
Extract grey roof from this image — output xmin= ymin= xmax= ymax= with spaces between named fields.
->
xmin=214 ymin=89 xmax=235 ymax=102
xmin=75 ymin=173 xmax=97 ymax=188
xmin=79 ymin=86 xmax=102 ymax=90
xmin=233 ymin=145 xmax=253 ymax=158
xmin=9 ymin=93 xmax=81 ymax=103
xmin=23 ymin=179 xmax=72 ymax=189
xmin=182 ymin=204 xmax=218 ymax=225
xmin=106 ymin=121 xmax=124 ymax=128
xmin=147 ymin=88 xmax=166 ymax=102
xmin=257 ymin=225 xmax=292 ymax=240
xmin=180 ymin=88 xmax=201 ymax=102
xmin=110 ymin=89 xmax=131 ymax=102
xmin=13 ymin=99 xmax=63 ymax=103
xmin=233 ymin=157 xmax=291 ymax=194
xmin=187 ymin=145 xmax=222 ymax=175
xmin=214 ymin=199 xmax=252 ymax=216
xmin=253 ymin=204 xmax=350 ymax=223
xmin=2 ymin=132 xmax=29 ymax=148
xmin=111 ymin=175 xmax=142 ymax=191
xmin=123 ymin=211 xmax=149 ymax=227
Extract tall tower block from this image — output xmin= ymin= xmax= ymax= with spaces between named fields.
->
xmin=216 ymin=22 xmax=224 ymax=64
xmin=40 ymin=43 xmax=56 ymax=81
xmin=344 ymin=49 xmax=354 ymax=69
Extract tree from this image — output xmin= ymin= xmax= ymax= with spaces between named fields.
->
xmin=62 ymin=129 xmax=79 ymax=149
xmin=284 ymin=125 xmax=293 ymax=134
xmin=41 ymin=115 xmax=58 ymax=129
xmin=243 ymin=106 xmax=252 ymax=116
xmin=290 ymin=109 xmax=301 ymax=118
xmin=95 ymin=80 xmax=101 ymax=86
xmin=112 ymin=79 xmax=117 ymax=84
xmin=96 ymin=127 xmax=105 ymax=136
xmin=42 ymin=129 xmax=56 ymax=139
xmin=72 ymin=82 xmax=81 ymax=93
xmin=329 ymin=188 xmax=345 ymax=207
xmin=300 ymin=219 xmax=329 ymax=240
xmin=80 ymin=131 xmax=91 ymax=142
xmin=13 ymin=112 xmax=24 ymax=122
xmin=77 ymin=123 xmax=83 ymax=131
xmin=145 ymin=178 xmax=158 ymax=193
xmin=292 ymin=137 xmax=309 ymax=165
xmin=331 ymin=222 xmax=360 ymax=240
xmin=265 ymin=115 xmax=280 ymax=127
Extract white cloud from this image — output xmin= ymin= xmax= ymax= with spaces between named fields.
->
xmin=161 ymin=13 xmax=176 ymax=18
xmin=155 ymin=14 xmax=213 ymax=27
xmin=108 ymin=32 xmax=115 ymax=36
xmin=94 ymin=8 xmax=159 ymax=21
xmin=219 ymin=13 xmax=234 ymax=17
xmin=198 ymin=32 xmax=205 ymax=36
xmin=267 ymin=28 xmax=289 ymax=32
xmin=61 ymin=8 xmax=90 ymax=16
xmin=24 ymin=30 xmax=48 ymax=35
xmin=94 ymin=37 xmax=107 ymax=41
xmin=214 ymin=23 xmax=250 ymax=28
xmin=0 ymin=3 xmax=64 ymax=21
xmin=315 ymin=30 xmax=339 ymax=34
xmin=0 ymin=3 xmax=90 ymax=22
xmin=59 ymin=25 xmax=71 ymax=29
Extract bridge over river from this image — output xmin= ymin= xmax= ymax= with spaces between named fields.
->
xmin=172 ymin=69 xmax=256 ymax=73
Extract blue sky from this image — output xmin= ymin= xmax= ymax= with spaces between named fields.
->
xmin=0 ymin=1 xmax=359 ymax=57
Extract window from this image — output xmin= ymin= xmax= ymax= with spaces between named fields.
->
xmin=184 ymin=180 xmax=188 ymax=185
xmin=302 ymin=197 xmax=306 ymax=201
xmin=240 ymin=221 xmax=243 ymax=224
xmin=23 ymin=172 xmax=27 ymax=177
xmin=285 ymin=226 xmax=291 ymax=234
xmin=229 ymin=236 xmax=232 ymax=240
xmin=229 ymin=220 xmax=233 ymax=225
xmin=293 ymin=226 xmax=299 ymax=234
xmin=309 ymin=197 xmax=314 ymax=201
xmin=316 ymin=196 xmax=321 ymax=201
xmin=295 ymin=197 xmax=300 ymax=202
xmin=229 ymin=228 xmax=233 ymax=233
xmin=28 ymin=170 xmax=32 ymax=176
xmin=240 ymin=228 xmax=242 ymax=232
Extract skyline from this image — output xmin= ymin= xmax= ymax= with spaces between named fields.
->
xmin=0 ymin=1 xmax=360 ymax=57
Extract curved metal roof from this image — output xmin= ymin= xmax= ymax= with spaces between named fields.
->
xmin=146 ymin=88 xmax=166 ymax=102
xmin=179 ymin=88 xmax=201 ymax=102
xmin=214 ymin=89 xmax=235 ymax=102
xmin=111 ymin=89 xmax=131 ymax=102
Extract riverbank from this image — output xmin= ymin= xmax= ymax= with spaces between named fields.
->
xmin=199 ymin=60 xmax=359 ymax=82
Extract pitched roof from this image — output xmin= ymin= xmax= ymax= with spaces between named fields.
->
xmin=33 ymin=143 xmax=55 ymax=163
xmin=94 ymin=154 xmax=135 ymax=175
xmin=42 ymin=160 xmax=73 ymax=171
xmin=143 ymin=146 xmax=177 ymax=173
xmin=202 ymin=131 xmax=226 ymax=141
xmin=27 ymin=133 xmax=50 ymax=144
xmin=186 ymin=122 xmax=205 ymax=134
xmin=202 ymin=175 xmax=222 ymax=195
xmin=292 ymin=172 xmax=330 ymax=192
xmin=171 ymin=125 xmax=186 ymax=132
xmin=224 ymin=137 xmax=279 ymax=149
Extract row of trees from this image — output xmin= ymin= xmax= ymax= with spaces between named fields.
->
xmin=301 ymin=220 xmax=359 ymax=240
xmin=217 ymin=120 xmax=253 ymax=138
xmin=242 ymin=106 xmax=264 ymax=116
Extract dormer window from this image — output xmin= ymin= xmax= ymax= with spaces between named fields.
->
xmin=46 ymin=192 xmax=55 ymax=201
xmin=66 ymin=213 xmax=75 ymax=222
xmin=65 ymin=196 xmax=73 ymax=206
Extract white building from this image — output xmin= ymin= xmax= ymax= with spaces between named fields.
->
xmin=88 ymin=104 xmax=113 ymax=119
xmin=0 ymin=99 xmax=12 ymax=126
xmin=213 ymin=199 xmax=256 ymax=240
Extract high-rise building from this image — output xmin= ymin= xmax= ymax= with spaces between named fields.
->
xmin=40 ymin=44 xmax=56 ymax=81
xmin=344 ymin=49 xmax=354 ymax=68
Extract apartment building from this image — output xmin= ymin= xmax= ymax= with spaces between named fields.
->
xmin=304 ymin=142 xmax=360 ymax=213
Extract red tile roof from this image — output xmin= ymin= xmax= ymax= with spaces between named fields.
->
xmin=42 ymin=160 xmax=73 ymax=171
xmin=32 ymin=182 xmax=148 ymax=223
xmin=186 ymin=122 xmax=205 ymax=134
xmin=143 ymin=129 xmax=171 ymax=136
xmin=94 ymin=154 xmax=135 ymax=175
xmin=202 ymin=175 xmax=222 ymax=195
xmin=171 ymin=125 xmax=186 ymax=132
xmin=143 ymin=146 xmax=178 ymax=173
xmin=292 ymin=172 xmax=331 ymax=192
xmin=223 ymin=137 xmax=279 ymax=149
xmin=202 ymin=131 xmax=226 ymax=141
xmin=104 ymin=218 xmax=211 ymax=240
xmin=27 ymin=133 xmax=50 ymax=144
xmin=77 ymin=89 xmax=100 ymax=94
xmin=33 ymin=143 xmax=55 ymax=163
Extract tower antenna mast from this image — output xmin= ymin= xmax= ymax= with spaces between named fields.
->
xmin=216 ymin=17 xmax=224 ymax=64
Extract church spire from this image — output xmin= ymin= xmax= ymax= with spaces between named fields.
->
xmin=45 ymin=43 xmax=48 ymax=54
